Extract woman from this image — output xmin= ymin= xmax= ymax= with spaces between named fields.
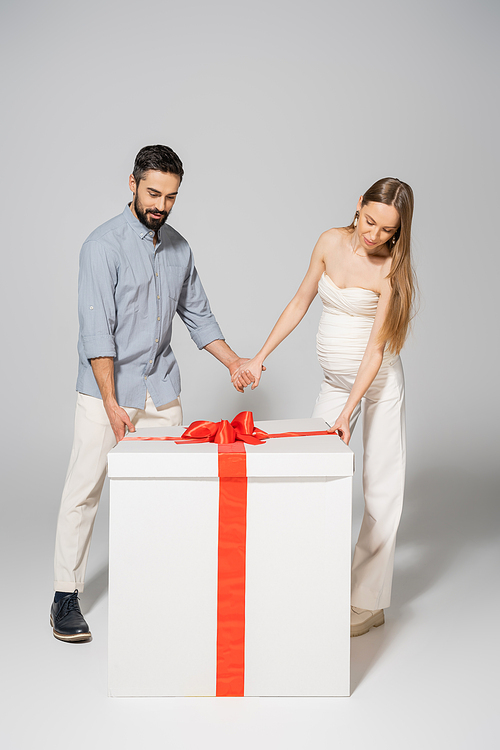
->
xmin=232 ymin=178 xmax=415 ymax=637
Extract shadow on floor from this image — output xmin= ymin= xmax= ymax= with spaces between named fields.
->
xmin=350 ymin=621 xmax=389 ymax=693
xmin=394 ymin=464 xmax=499 ymax=606
xmin=81 ymin=564 xmax=109 ymax=613
xmin=350 ymin=463 xmax=499 ymax=689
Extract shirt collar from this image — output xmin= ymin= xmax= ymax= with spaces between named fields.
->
xmin=123 ymin=203 xmax=155 ymax=241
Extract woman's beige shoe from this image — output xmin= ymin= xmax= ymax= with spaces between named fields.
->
xmin=350 ymin=606 xmax=385 ymax=637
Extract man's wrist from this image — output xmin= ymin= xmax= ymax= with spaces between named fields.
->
xmin=228 ymin=356 xmax=244 ymax=374
xmin=102 ymin=395 xmax=118 ymax=411
xmin=205 ymin=340 xmax=241 ymax=369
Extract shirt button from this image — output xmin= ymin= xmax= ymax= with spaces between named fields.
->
xmin=157 ymin=316 xmax=160 ymax=321
xmin=89 ymin=306 xmax=93 ymax=310
xmin=155 ymin=338 xmax=158 ymax=343
xmin=156 ymin=273 xmax=158 ymax=277
xmin=157 ymin=295 xmax=160 ymax=299
xmin=144 ymin=376 xmax=147 ymax=380
xmin=149 ymin=232 xmax=153 ymax=236
xmin=149 ymin=360 xmax=153 ymax=364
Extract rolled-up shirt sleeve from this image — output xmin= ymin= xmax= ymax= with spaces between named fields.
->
xmin=176 ymin=253 xmax=224 ymax=349
xmin=78 ymin=240 xmax=118 ymax=359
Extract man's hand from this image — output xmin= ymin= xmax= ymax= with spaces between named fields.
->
xmin=231 ymin=357 xmax=266 ymax=392
xmin=228 ymin=357 xmax=253 ymax=393
xmin=90 ymin=357 xmax=135 ymax=442
xmin=103 ymin=399 xmax=136 ymax=443
xmin=228 ymin=358 xmax=251 ymax=377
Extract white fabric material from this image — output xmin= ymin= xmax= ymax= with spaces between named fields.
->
xmin=312 ymin=273 xmax=406 ymax=610
xmin=316 ymin=273 xmax=396 ymax=373
xmin=54 ymin=392 xmax=183 ymax=592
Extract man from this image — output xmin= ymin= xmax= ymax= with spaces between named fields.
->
xmin=51 ymin=145 xmax=250 ymax=642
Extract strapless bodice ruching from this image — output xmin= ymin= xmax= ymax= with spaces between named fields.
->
xmin=316 ymin=272 xmax=395 ymax=375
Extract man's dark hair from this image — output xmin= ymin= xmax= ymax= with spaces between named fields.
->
xmin=133 ymin=145 xmax=184 ymax=184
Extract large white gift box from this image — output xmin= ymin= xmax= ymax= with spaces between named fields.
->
xmin=107 ymin=416 xmax=354 ymax=697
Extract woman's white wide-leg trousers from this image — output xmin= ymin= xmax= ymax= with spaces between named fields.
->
xmin=312 ymin=357 xmax=406 ymax=610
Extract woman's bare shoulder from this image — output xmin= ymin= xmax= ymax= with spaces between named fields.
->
xmin=319 ymin=226 xmax=349 ymax=245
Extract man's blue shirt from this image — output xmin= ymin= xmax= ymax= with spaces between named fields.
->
xmin=76 ymin=205 xmax=224 ymax=408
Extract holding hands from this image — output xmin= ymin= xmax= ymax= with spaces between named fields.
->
xmin=231 ymin=357 xmax=266 ymax=392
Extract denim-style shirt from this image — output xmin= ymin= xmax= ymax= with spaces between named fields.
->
xmin=76 ymin=205 xmax=224 ymax=408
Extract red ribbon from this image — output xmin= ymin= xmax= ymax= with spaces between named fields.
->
xmin=121 ymin=412 xmax=335 ymax=696
xmin=121 ymin=411 xmax=335 ymax=445
xmin=216 ymin=442 xmax=247 ymax=696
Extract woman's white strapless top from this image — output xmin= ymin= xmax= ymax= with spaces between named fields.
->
xmin=316 ymin=272 xmax=393 ymax=375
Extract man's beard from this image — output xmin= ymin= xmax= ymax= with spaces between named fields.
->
xmin=133 ymin=197 xmax=170 ymax=232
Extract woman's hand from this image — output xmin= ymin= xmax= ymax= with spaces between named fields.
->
xmin=330 ymin=412 xmax=351 ymax=445
xmin=231 ymin=357 xmax=266 ymax=392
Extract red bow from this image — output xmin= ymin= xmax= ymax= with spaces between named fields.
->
xmin=179 ymin=411 xmax=268 ymax=445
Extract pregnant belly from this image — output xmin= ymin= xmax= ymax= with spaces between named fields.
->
xmin=316 ymin=312 xmax=374 ymax=374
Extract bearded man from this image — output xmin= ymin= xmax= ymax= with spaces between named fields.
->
xmin=51 ymin=145 xmax=250 ymax=642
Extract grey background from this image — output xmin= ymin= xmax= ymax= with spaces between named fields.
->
xmin=0 ymin=1 xmax=498 ymax=748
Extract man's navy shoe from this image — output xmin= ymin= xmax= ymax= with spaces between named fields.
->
xmin=50 ymin=590 xmax=92 ymax=642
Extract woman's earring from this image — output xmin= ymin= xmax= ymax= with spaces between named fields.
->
xmin=392 ymin=234 xmax=397 ymax=246
xmin=353 ymin=211 xmax=359 ymax=228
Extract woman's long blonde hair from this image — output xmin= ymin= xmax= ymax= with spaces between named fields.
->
xmin=347 ymin=177 xmax=416 ymax=355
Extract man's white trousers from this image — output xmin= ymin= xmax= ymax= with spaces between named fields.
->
xmin=54 ymin=392 xmax=182 ymax=592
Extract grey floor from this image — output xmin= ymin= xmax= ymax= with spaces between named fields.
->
xmin=2 ymin=460 xmax=498 ymax=750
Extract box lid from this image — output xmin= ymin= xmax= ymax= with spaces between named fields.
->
xmin=108 ymin=417 xmax=354 ymax=478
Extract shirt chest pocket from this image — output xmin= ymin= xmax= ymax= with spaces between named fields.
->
xmin=162 ymin=266 xmax=187 ymax=303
